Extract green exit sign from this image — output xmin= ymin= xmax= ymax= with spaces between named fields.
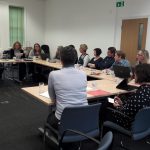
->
xmin=116 ymin=1 xmax=125 ymax=7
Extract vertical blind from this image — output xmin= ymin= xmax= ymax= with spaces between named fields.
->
xmin=9 ymin=6 xmax=24 ymax=46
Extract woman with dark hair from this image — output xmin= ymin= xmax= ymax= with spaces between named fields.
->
xmin=106 ymin=63 xmax=150 ymax=129
xmin=88 ymin=48 xmax=103 ymax=69
xmin=68 ymin=45 xmax=78 ymax=64
xmin=53 ymin=46 xmax=63 ymax=60
xmin=29 ymin=43 xmax=45 ymax=59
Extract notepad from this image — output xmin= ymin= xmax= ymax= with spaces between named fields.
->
xmin=87 ymin=90 xmax=110 ymax=96
xmin=39 ymin=91 xmax=50 ymax=98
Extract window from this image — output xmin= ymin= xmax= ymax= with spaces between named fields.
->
xmin=138 ymin=23 xmax=144 ymax=50
xmin=9 ymin=6 xmax=24 ymax=46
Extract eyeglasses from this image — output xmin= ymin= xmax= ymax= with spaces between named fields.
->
xmin=137 ymin=54 xmax=143 ymax=56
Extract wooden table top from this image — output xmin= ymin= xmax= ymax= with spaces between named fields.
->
xmin=22 ymin=79 xmax=128 ymax=105
xmin=0 ymin=59 xmax=115 ymax=81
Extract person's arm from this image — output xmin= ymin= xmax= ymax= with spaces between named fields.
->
xmin=119 ymin=87 xmax=144 ymax=118
xmin=48 ymin=72 xmax=56 ymax=103
xmin=83 ymin=55 xmax=90 ymax=67
xmin=9 ymin=49 xmax=14 ymax=59
xmin=95 ymin=57 xmax=114 ymax=70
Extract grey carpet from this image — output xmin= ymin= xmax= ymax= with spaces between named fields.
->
xmin=0 ymin=80 xmax=52 ymax=150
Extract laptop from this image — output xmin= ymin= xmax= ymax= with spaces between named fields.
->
xmin=113 ymin=65 xmax=131 ymax=79
xmin=116 ymin=78 xmax=138 ymax=91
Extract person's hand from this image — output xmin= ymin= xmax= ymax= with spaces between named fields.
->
xmin=113 ymin=96 xmax=123 ymax=107
xmin=88 ymin=63 xmax=95 ymax=68
xmin=88 ymin=63 xmax=92 ymax=67
xmin=90 ymin=64 xmax=95 ymax=68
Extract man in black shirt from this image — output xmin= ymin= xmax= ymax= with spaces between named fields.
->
xmin=96 ymin=47 xmax=116 ymax=70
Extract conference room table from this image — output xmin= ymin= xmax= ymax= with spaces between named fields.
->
xmin=33 ymin=59 xmax=116 ymax=81
xmin=0 ymin=59 xmax=116 ymax=81
xmin=22 ymin=79 xmax=131 ymax=106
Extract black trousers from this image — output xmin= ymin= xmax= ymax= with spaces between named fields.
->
xmin=47 ymin=111 xmax=59 ymax=130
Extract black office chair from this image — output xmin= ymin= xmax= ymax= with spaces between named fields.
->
xmin=41 ymin=44 xmax=50 ymax=59
xmin=44 ymin=103 xmax=101 ymax=149
xmin=103 ymin=107 xmax=150 ymax=149
xmin=0 ymin=63 xmax=4 ymax=79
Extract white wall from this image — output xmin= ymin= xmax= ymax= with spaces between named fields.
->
xmin=45 ymin=0 xmax=150 ymax=58
xmin=115 ymin=0 xmax=150 ymax=54
xmin=0 ymin=0 xmax=45 ymax=50
xmin=44 ymin=0 xmax=116 ymax=58
xmin=1 ymin=0 xmax=150 ymax=56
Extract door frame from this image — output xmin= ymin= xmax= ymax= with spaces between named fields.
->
xmin=114 ymin=15 xmax=150 ymax=54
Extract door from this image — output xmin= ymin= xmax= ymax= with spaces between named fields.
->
xmin=120 ymin=18 xmax=148 ymax=65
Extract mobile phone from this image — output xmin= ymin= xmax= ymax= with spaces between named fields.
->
xmin=108 ymin=98 xmax=114 ymax=103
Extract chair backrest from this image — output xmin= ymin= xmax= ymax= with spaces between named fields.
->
xmin=132 ymin=107 xmax=150 ymax=140
xmin=98 ymin=131 xmax=113 ymax=150
xmin=3 ymin=50 xmax=10 ymax=59
xmin=59 ymin=103 xmax=101 ymax=142
xmin=41 ymin=45 xmax=50 ymax=58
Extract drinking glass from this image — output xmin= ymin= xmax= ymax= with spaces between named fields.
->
xmin=39 ymin=82 xmax=45 ymax=94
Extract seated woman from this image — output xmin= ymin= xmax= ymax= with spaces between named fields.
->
xmin=8 ymin=41 xmax=26 ymax=81
xmin=78 ymin=44 xmax=90 ymax=67
xmin=68 ymin=45 xmax=78 ymax=64
xmin=9 ymin=41 xmax=25 ymax=59
xmin=136 ymin=49 xmax=149 ymax=65
xmin=28 ymin=43 xmax=45 ymax=59
xmin=53 ymin=46 xmax=63 ymax=60
xmin=88 ymin=48 xmax=103 ymax=69
xmin=111 ymin=50 xmax=130 ymax=70
xmin=105 ymin=63 xmax=150 ymax=129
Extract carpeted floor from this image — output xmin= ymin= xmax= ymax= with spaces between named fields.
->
xmin=0 ymin=79 xmax=149 ymax=150
xmin=0 ymin=80 xmax=53 ymax=150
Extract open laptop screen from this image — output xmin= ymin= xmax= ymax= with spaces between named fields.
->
xmin=113 ymin=65 xmax=131 ymax=79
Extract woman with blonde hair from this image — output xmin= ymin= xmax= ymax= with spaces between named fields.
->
xmin=78 ymin=44 xmax=90 ymax=67
xmin=9 ymin=41 xmax=25 ymax=59
xmin=136 ymin=49 xmax=149 ymax=64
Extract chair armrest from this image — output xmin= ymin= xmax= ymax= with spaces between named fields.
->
xmin=59 ymin=129 xmax=100 ymax=146
xmin=103 ymin=121 xmax=131 ymax=136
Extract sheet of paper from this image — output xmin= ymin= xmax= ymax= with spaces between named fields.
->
xmin=39 ymin=91 xmax=50 ymax=98
xmin=86 ymin=86 xmax=94 ymax=91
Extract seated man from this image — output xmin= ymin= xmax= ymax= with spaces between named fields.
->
xmin=47 ymin=46 xmax=88 ymax=129
xmin=96 ymin=47 xmax=116 ymax=70
xmin=111 ymin=50 xmax=130 ymax=70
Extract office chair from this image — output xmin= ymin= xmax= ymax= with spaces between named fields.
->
xmin=59 ymin=130 xmax=113 ymax=150
xmin=103 ymin=107 xmax=150 ymax=149
xmin=44 ymin=103 xmax=101 ymax=149
xmin=41 ymin=44 xmax=50 ymax=59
